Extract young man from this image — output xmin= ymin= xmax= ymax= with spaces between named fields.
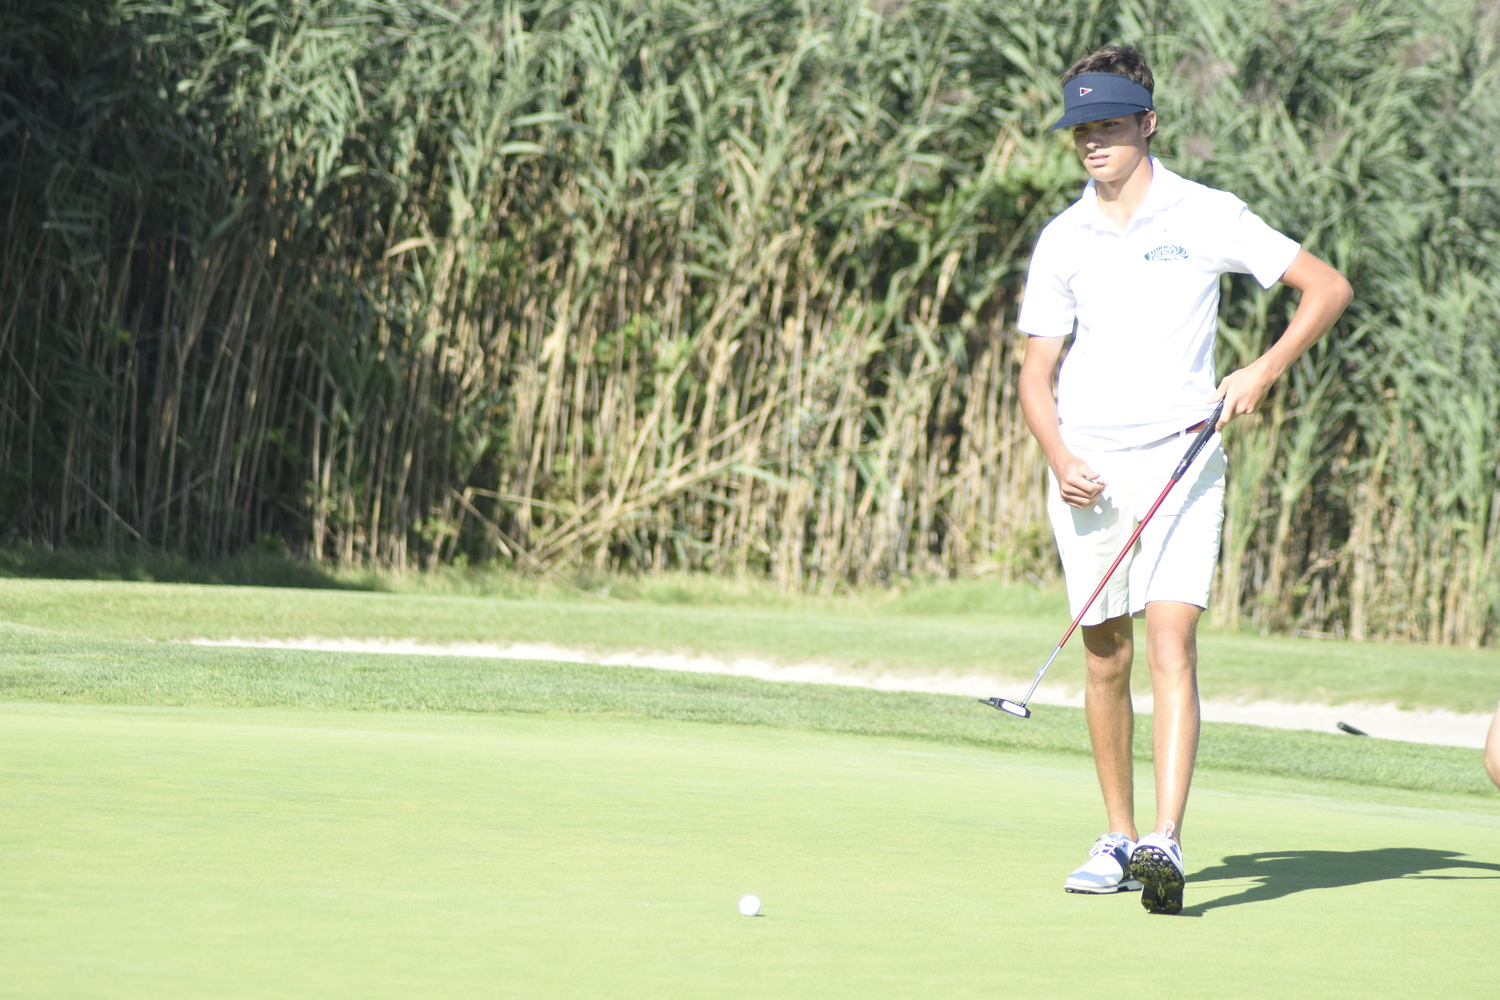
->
xmin=1486 ymin=701 xmax=1500 ymax=790
xmin=1016 ymin=46 xmax=1352 ymax=914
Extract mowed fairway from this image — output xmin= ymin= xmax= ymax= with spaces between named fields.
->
xmin=4 ymin=702 xmax=1499 ymax=999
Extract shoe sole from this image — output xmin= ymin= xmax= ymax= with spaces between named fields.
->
xmin=1129 ymin=848 xmax=1184 ymax=914
xmin=1064 ymin=879 xmax=1142 ymax=895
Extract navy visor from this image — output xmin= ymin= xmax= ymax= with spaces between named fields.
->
xmin=1048 ymin=72 xmax=1154 ymax=131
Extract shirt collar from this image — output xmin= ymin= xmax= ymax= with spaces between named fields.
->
xmin=1074 ymin=157 xmax=1188 ymax=232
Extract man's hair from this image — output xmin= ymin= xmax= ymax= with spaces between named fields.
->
xmin=1061 ymin=45 xmax=1155 ymax=94
xmin=1061 ymin=45 xmax=1156 ymax=138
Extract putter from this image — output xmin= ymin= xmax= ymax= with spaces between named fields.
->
xmin=981 ymin=400 xmax=1226 ymax=719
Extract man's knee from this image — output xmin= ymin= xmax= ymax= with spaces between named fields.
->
xmin=1083 ymin=616 xmax=1131 ymax=655
xmin=1145 ymin=636 xmax=1198 ymax=681
xmin=1087 ymin=657 xmax=1132 ymax=688
xmin=1082 ymin=618 xmax=1133 ymax=687
xmin=1145 ymin=602 xmax=1200 ymax=674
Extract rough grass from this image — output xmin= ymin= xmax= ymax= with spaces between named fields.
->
xmin=0 ymin=622 xmax=1491 ymax=796
xmin=0 ymin=542 xmax=1068 ymax=613
xmin=2 ymin=577 xmax=1498 ymax=713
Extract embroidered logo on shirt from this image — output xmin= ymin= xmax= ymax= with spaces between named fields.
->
xmin=1078 ymin=87 xmax=1093 ymax=96
xmin=1144 ymin=244 xmax=1188 ymax=261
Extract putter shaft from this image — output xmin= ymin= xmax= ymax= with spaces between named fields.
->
xmin=1018 ymin=644 xmax=1065 ymax=707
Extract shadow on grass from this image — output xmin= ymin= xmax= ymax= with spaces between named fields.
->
xmin=1184 ymin=848 xmax=1500 ymax=915
xmin=0 ymin=541 xmax=1071 ymax=615
xmin=0 ymin=542 xmax=368 ymax=590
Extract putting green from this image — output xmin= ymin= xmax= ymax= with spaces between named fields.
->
xmin=3 ymin=704 xmax=1497 ymax=998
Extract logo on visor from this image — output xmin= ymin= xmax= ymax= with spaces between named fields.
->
xmin=1144 ymin=244 xmax=1188 ymax=261
xmin=1078 ymin=87 xmax=1093 ymax=96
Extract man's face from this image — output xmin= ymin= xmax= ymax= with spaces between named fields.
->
xmin=1070 ymin=111 xmax=1155 ymax=183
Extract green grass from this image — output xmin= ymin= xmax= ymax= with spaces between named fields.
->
xmin=0 ymin=542 xmax=364 ymax=591
xmin=4 ymin=704 xmax=1498 ymax=999
xmin=3 ymin=578 xmax=1498 ymax=713
xmin=0 ymin=542 xmax=1066 ymax=612
xmin=4 ymin=576 xmax=1499 ymax=996
xmin=0 ymin=622 xmax=1491 ymax=796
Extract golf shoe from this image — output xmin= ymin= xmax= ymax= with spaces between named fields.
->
xmin=1064 ymin=833 xmax=1142 ymax=894
xmin=1129 ymin=831 xmax=1186 ymax=914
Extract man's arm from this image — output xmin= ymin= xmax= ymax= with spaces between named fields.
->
xmin=1019 ymin=335 xmax=1107 ymax=508
xmin=1213 ymin=249 xmax=1352 ymax=428
xmin=1486 ymin=701 xmax=1500 ymax=790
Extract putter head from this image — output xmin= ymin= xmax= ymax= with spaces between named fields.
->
xmin=978 ymin=697 xmax=1032 ymax=719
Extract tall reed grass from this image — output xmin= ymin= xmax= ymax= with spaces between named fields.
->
xmin=3 ymin=0 xmax=1498 ymax=643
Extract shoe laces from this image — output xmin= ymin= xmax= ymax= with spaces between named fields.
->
xmin=1090 ymin=833 xmax=1130 ymax=857
xmin=1144 ymin=823 xmax=1182 ymax=862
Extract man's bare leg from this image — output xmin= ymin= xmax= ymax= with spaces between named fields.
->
xmin=1083 ymin=614 xmax=1137 ymax=839
xmin=1143 ymin=601 xmax=1202 ymax=840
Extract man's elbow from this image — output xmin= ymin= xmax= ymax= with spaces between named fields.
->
xmin=1487 ymin=709 xmax=1500 ymax=790
xmin=1330 ymin=272 xmax=1353 ymax=311
xmin=1311 ymin=266 xmax=1353 ymax=313
xmin=1486 ymin=707 xmax=1500 ymax=791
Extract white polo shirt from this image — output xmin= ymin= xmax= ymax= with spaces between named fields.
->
xmin=1018 ymin=159 xmax=1301 ymax=451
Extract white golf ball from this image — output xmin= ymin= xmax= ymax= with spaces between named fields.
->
xmin=738 ymin=894 xmax=761 ymax=916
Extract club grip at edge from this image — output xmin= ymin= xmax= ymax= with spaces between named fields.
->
xmin=1171 ymin=399 xmax=1227 ymax=480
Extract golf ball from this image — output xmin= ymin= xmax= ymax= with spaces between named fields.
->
xmin=738 ymin=894 xmax=761 ymax=916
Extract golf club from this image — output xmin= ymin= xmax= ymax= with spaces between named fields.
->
xmin=981 ymin=399 xmax=1226 ymax=719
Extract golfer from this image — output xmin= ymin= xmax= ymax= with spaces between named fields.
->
xmin=1486 ymin=701 xmax=1500 ymax=790
xmin=1017 ymin=46 xmax=1351 ymax=914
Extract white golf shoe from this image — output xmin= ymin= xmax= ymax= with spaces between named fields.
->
xmin=1064 ymin=833 xmax=1142 ymax=894
xmin=1129 ymin=830 xmax=1186 ymax=914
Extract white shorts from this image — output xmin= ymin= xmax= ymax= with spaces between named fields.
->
xmin=1046 ymin=429 xmax=1226 ymax=627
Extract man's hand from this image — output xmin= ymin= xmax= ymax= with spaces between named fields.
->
xmin=1053 ymin=453 xmax=1107 ymax=508
xmin=1211 ymin=363 xmax=1276 ymax=428
xmin=1212 ymin=249 xmax=1352 ymax=430
xmin=1020 ymin=335 xmax=1110 ymax=508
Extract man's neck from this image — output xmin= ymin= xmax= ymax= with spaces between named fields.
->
xmin=1093 ymin=155 xmax=1154 ymax=230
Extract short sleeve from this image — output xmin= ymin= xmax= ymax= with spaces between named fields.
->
xmin=1216 ymin=199 xmax=1301 ymax=288
xmin=1017 ymin=225 xmax=1077 ymax=338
